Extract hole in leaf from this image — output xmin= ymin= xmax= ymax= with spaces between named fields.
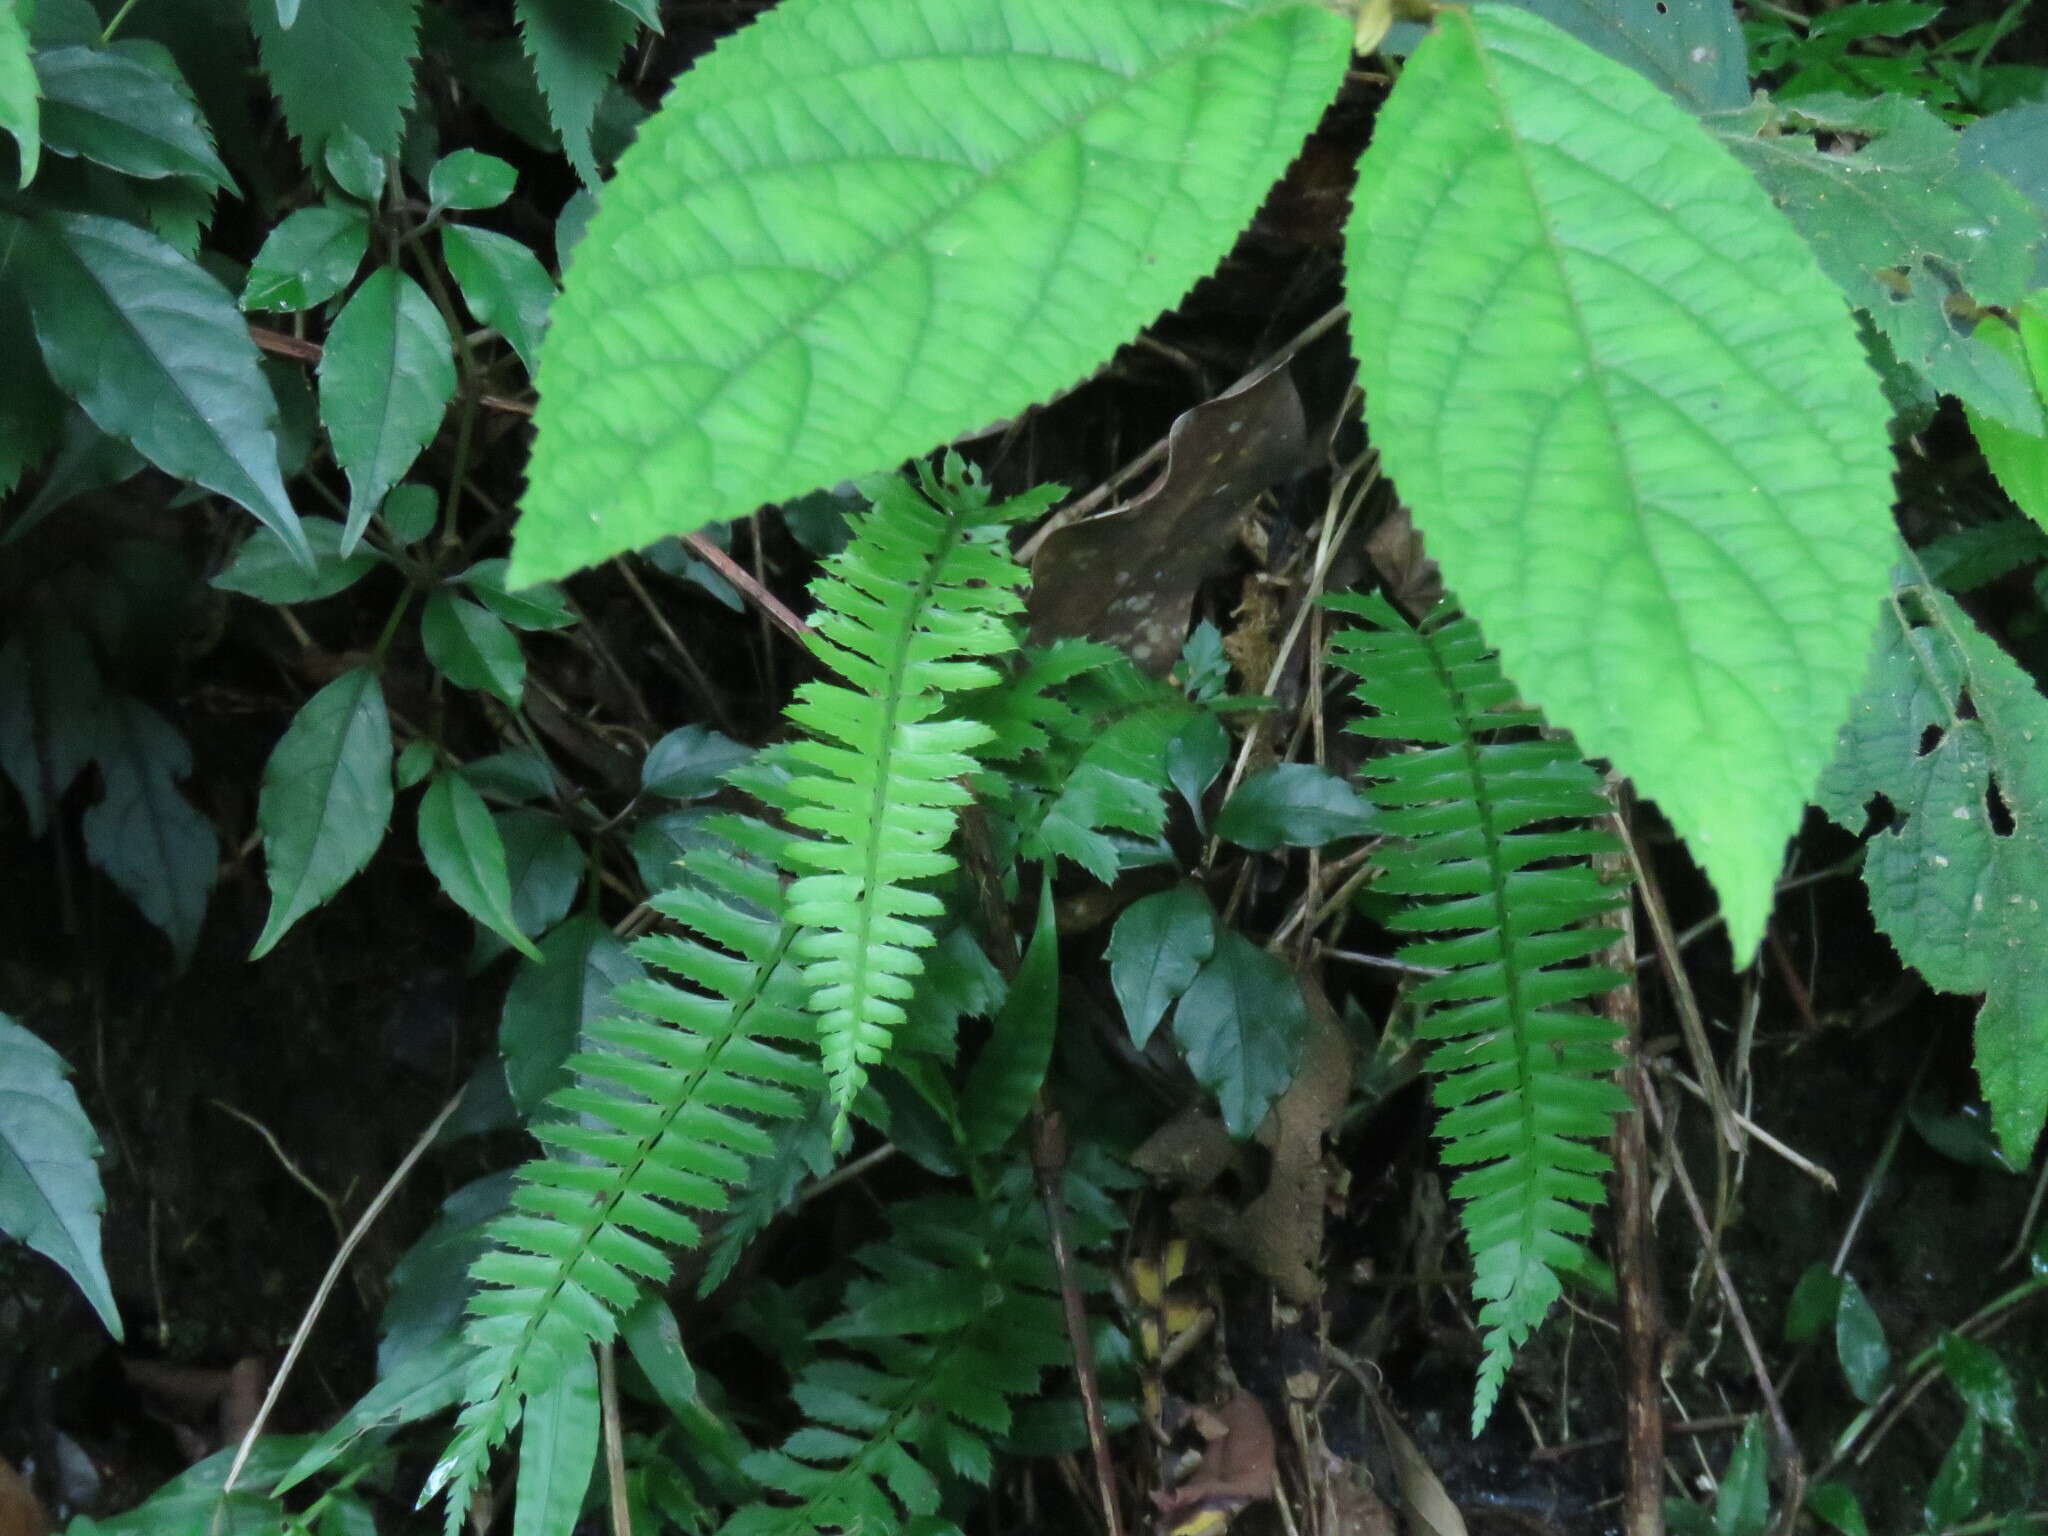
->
xmin=1987 ymin=776 xmax=2014 ymax=837
xmin=1864 ymin=793 xmax=1901 ymax=835
xmin=1917 ymin=724 xmax=1945 ymax=757
xmin=1957 ymin=689 xmax=1980 ymax=721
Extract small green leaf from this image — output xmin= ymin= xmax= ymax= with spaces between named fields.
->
xmin=1966 ymin=300 xmax=2048 ymax=529
xmin=213 ymin=516 xmax=381 ymax=604
xmin=1715 ymin=1417 xmax=1769 ymax=1536
xmin=274 ymin=1335 xmax=473 ymax=1497
xmin=1783 ymin=1262 xmax=1843 ymax=1344
xmin=0 ymin=1012 xmax=122 ymax=1338
xmin=34 ymin=45 xmax=231 ymax=189
xmin=251 ymin=0 xmax=421 ymax=163
xmin=441 ymin=223 xmax=553 ymax=375
xmin=427 ymin=148 xmax=515 ymax=210
xmin=604 ymin=0 xmax=661 ymax=31
xmin=627 ymin=808 xmax=720 ymax=892
xmin=1924 ymin=1409 xmax=1984 ymax=1531
xmin=1165 ymin=712 xmax=1228 ymax=831
xmin=463 ymin=748 xmax=556 ymax=805
xmin=393 ymin=738 xmax=436 ymax=791
xmin=640 ymin=724 xmax=750 ymax=800
xmin=252 ymin=667 xmax=392 ymax=957
xmin=322 ymin=124 xmax=385 ymax=203
xmin=0 ymin=0 xmax=39 ymax=186
xmin=241 ymin=205 xmax=368 ymax=312
xmin=498 ymin=913 xmax=640 ymax=1112
xmin=1348 ymin=6 xmax=1897 ymax=965
xmin=495 ymin=808 xmax=583 ymax=937
xmin=460 ymin=558 xmax=575 ymax=631
xmin=421 ymin=590 xmax=525 ymax=706
xmin=318 ymin=265 xmax=454 ymax=551
xmin=1938 ymin=1332 xmax=2017 ymax=1438
xmin=1173 ymin=927 xmax=1308 ymax=1137
xmin=1664 ymin=1501 xmax=1718 ymax=1536
xmin=1805 ymin=1481 xmax=1869 ymax=1536
xmin=381 ymin=482 xmax=438 ymax=544
xmin=418 ymin=772 xmax=541 ymax=960
xmin=508 ymin=0 xmax=1352 ymax=583
xmin=961 ymin=879 xmax=1058 ymax=1155
xmin=1107 ymin=884 xmax=1216 ymax=1048
xmin=1215 ymin=762 xmax=1375 ymax=850
xmin=82 ymin=696 xmax=216 ymax=965
xmin=1835 ymin=1274 xmax=1890 ymax=1403
xmin=13 ymin=210 xmax=309 ymax=565
xmin=513 ymin=1344 xmax=600 ymax=1536
xmin=514 ymin=0 xmax=634 ymax=187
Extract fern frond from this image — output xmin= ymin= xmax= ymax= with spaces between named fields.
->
xmin=722 ymin=1178 xmax=1083 ymax=1536
xmin=782 ymin=468 xmax=1038 ymax=1119
xmin=1325 ymin=593 xmax=1630 ymax=1432
xmin=426 ymin=818 xmax=819 ymax=1528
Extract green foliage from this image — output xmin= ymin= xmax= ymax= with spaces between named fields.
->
xmin=512 ymin=0 xmax=635 ymax=188
xmin=1818 ymin=575 xmax=2048 ymax=1162
xmin=779 ymin=469 xmax=1035 ymax=1121
xmin=1966 ymin=298 xmax=2048 ymax=526
xmin=0 ymin=1012 xmax=121 ymax=1338
xmin=1346 ymin=4 xmax=1896 ymax=968
xmin=250 ymin=0 xmax=422 ymax=164
xmin=428 ymin=820 xmax=820 ymax=1528
xmin=1327 ymin=593 xmax=1629 ymax=1430
xmin=505 ymin=0 xmax=1353 ymax=585
xmin=0 ymin=1 xmax=39 ymax=184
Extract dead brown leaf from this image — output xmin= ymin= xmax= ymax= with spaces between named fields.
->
xmin=1154 ymin=1390 xmax=1278 ymax=1534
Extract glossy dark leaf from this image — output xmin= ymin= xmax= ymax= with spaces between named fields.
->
xmin=241 ymin=205 xmax=368 ymax=313
xmin=641 ymin=724 xmax=750 ymax=801
xmin=498 ymin=912 xmax=642 ymax=1114
xmin=34 ymin=45 xmax=232 ymax=188
xmin=421 ymin=590 xmax=525 ymax=706
xmin=960 ymin=880 xmax=1058 ymax=1155
xmin=418 ymin=772 xmax=541 ymax=960
xmin=82 ymin=696 xmax=216 ymax=965
xmin=442 ymin=220 xmax=554 ymax=375
xmin=1216 ymin=762 xmax=1376 ymax=850
xmin=1107 ymin=884 xmax=1215 ymax=1048
xmin=213 ymin=517 xmax=382 ymax=605
xmin=1834 ymin=1275 xmax=1890 ymax=1403
xmin=1174 ymin=928 xmax=1308 ymax=1137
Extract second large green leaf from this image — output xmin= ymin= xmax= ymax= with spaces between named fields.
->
xmin=508 ymin=0 xmax=1351 ymax=584
xmin=1346 ymin=4 xmax=1896 ymax=965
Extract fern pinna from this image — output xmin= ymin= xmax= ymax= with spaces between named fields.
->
xmin=725 ymin=1170 xmax=1111 ymax=1536
xmin=1325 ymin=592 xmax=1630 ymax=1429
xmin=426 ymin=819 xmax=820 ymax=1527
xmin=781 ymin=465 xmax=1048 ymax=1122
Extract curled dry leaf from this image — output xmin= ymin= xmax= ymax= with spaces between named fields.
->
xmin=1154 ymin=1390 xmax=1278 ymax=1535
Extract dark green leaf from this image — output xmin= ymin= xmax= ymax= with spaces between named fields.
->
xmin=1835 ymin=1274 xmax=1889 ymax=1403
xmin=460 ymin=557 xmax=575 ymax=631
xmin=274 ymin=1334 xmax=473 ymax=1497
xmin=1715 ymin=1417 xmax=1769 ymax=1536
xmin=498 ymin=912 xmax=641 ymax=1114
xmin=318 ymin=265 xmax=454 ymax=551
xmin=605 ymin=0 xmax=661 ymax=30
xmin=627 ymin=807 xmax=719 ymax=892
xmin=1784 ymin=1262 xmax=1842 ymax=1344
xmin=1805 ymin=1481 xmax=1869 ymax=1536
xmin=462 ymin=748 xmax=556 ymax=805
xmin=641 ymin=724 xmax=750 ymax=800
xmin=251 ymin=667 xmax=392 ymax=957
xmin=378 ymin=1170 xmax=514 ymax=1375
xmin=213 ymin=516 xmax=381 ymax=604
xmin=1924 ymin=1409 xmax=1983 ymax=1530
xmin=13 ymin=210 xmax=308 ymax=564
xmin=1174 ymin=928 xmax=1308 ymax=1137
xmin=421 ymin=590 xmax=525 ymax=706
xmin=514 ymin=0 xmax=635 ymax=186
xmin=1501 ymin=0 xmax=1746 ymax=109
xmin=1909 ymin=1098 xmax=2020 ymax=1173
xmin=34 ymin=45 xmax=231 ymax=189
xmin=1663 ymin=1501 xmax=1718 ymax=1536
xmin=0 ymin=616 xmax=104 ymax=838
xmin=0 ymin=3 xmax=38 ymax=185
xmin=1216 ymin=762 xmax=1376 ymax=850
xmin=496 ymin=808 xmax=584 ymax=937
xmin=620 ymin=1296 xmax=698 ymax=1421
xmin=418 ymin=772 xmax=540 ymax=959
xmin=0 ymin=1013 xmax=122 ymax=1338
xmin=241 ymin=205 xmax=367 ymax=312
xmin=1965 ymin=302 xmax=2048 ymax=530
xmin=0 ymin=281 xmax=64 ymax=496
xmin=1938 ymin=1332 xmax=2017 ymax=1437
xmin=961 ymin=880 xmax=1058 ymax=1155
xmin=1107 ymin=884 xmax=1216 ymax=1048
xmin=251 ymin=0 xmax=421 ymax=162
xmin=427 ymin=148 xmax=515 ymax=210
xmin=82 ymin=696 xmax=215 ymax=965
xmin=394 ymin=738 xmax=435 ymax=791
xmin=381 ymin=483 xmax=438 ymax=544
xmin=1166 ymin=711 xmax=1228 ymax=831
xmin=322 ymin=123 xmax=385 ymax=203
xmin=441 ymin=222 xmax=553 ymax=375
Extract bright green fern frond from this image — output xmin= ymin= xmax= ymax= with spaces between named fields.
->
xmin=723 ymin=1172 xmax=1095 ymax=1536
xmin=782 ymin=468 xmax=1042 ymax=1118
xmin=1325 ymin=592 xmax=1631 ymax=1433
xmin=427 ymin=818 xmax=819 ymax=1528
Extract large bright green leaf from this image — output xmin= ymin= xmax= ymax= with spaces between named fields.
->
xmin=418 ymin=772 xmax=541 ymax=961
xmin=12 ymin=210 xmax=309 ymax=564
xmin=1718 ymin=93 xmax=2045 ymax=434
xmin=508 ymin=0 xmax=1352 ymax=585
xmin=0 ymin=1012 xmax=121 ymax=1338
xmin=251 ymin=0 xmax=421 ymax=163
xmin=1346 ymin=5 xmax=1896 ymax=965
xmin=513 ymin=0 xmax=633 ymax=188
xmin=1965 ymin=297 xmax=2048 ymax=527
xmin=0 ymin=0 xmax=37 ymax=186
xmin=252 ymin=666 xmax=393 ymax=957
xmin=82 ymin=696 xmax=216 ymax=965
xmin=1816 ymin=578 xmax=2048 ymax=1163
xmin=34 ymin=45 xmax=232 ymax=189
xmin=318 ymin=265 xmax=454 ymax=550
